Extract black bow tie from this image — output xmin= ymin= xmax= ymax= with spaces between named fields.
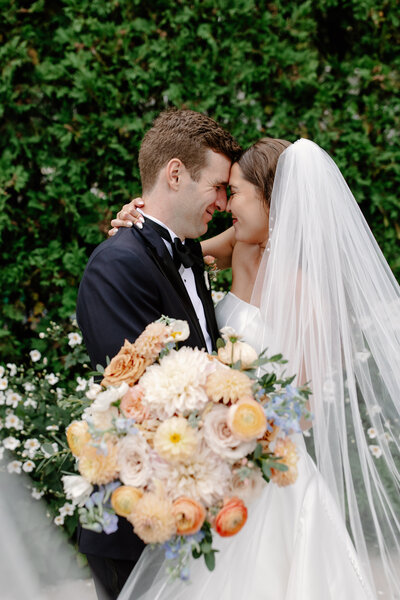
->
xmin=143 ymin=218 xmax=202 ymax=270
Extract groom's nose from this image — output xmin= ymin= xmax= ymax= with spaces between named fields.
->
xmin=215 ymin=188 xmax=228 ymax=212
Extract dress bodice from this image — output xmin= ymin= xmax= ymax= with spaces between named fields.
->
xmin=215 ymin=292 xmax=265 ymax=354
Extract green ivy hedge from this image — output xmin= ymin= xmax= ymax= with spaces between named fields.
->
xmin=1 ymin=0 xmax=399 ymax=361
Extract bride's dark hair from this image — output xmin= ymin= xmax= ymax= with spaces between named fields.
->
xmin=238 ymin=138 xmax=291 ymax=208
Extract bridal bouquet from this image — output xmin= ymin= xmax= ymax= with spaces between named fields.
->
xmin=63 ymin=317 xmax=311 ymax=579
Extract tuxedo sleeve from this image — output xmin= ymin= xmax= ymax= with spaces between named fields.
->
xmin=76 ymin=243 xmax=162 ymax=368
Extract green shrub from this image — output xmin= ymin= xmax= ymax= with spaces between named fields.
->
xmin=1 ymin=0 xmax=399 ymax=361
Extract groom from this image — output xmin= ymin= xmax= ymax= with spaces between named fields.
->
xmin=76 ymin=109 xmax=241 ymax=599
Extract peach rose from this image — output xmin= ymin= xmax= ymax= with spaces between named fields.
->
xmin=66 ymin=420 xmax=91 ymax=457
xmin=101 ymin=340 xmax=151 ymax=387
xmin=227 ymin=397 xmax=267 ymax=441
xmin=214 ymin=497 xmax=247 ymax=537
xmin=134 ymin=322 xmax=171 ymax=360
xmin=111 ymin=485 xmax=143 ymax=517
xmin=120 ymin=385 xmax=151 ymax=423
xmin=172 ymin=497 xmax=206 ymax=535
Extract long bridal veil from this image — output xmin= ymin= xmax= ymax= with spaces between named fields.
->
xmin=251 ymin=139 xmax=400 ymax=598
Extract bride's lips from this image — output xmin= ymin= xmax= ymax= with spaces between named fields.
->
xmin=205 ymin=210 xmax=214 ymax=222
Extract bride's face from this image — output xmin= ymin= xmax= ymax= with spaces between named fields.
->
xmin=227 ymin=163 xmax=269 ymax=245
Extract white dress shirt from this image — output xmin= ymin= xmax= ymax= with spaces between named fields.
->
xmin=139 ymin=212 xmax=212 ymax=352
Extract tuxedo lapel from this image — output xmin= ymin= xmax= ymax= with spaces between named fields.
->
xmin=189 ymin=240 xmax=220 ymax=350
xmin=133 ymin=226 xmax=208 ymax=347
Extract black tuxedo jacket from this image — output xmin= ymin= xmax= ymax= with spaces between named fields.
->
xmin=76 ymin=223 xmax=219 ymax=561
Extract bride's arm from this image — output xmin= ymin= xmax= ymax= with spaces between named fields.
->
xmin=201 ymin=227 xmax=236 ymax=270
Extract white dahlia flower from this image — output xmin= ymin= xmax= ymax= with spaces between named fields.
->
xmin=140 ymin=348 xmax=215 ymax=418
xmin=164 ymin=443 xmax=231 ymax=506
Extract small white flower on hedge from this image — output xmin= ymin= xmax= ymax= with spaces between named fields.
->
xmin=54 ymin=515 xmax=64 ymax=526
xmin=5 ymin=414 xmax=23 ymax=430
xmin=24 ymin=398 xmax=37 ymax=409
xmin=75 ymin=376 xmax=87 ymax=391
xmin=46 ymin=425 xmax=59 ymax=431
xmin=3 ymin=436 xmax=20 ymax=450
xmin=60 ymin=503 xmax=75 ymax=517
xmin=23 ymin=460 xmax=35 ymax=473
xmin=45 ymin=373 xmax=59 ymax=385
xmin=68 ymin=332 xmax=82 ymax=347
xmin=6 ymin=363 xmax=17 ymax=377
xmin=7 ymin=460 xmax=22 ymax=474
xmin=0 ymin=378 xmax=8 ymax=391
xmin=30 ymin=350 xmax=41 ymax=362
xmin=32 ymin=489 xmax=44 ymax=500
xmin=0 ymin=391 xmax=5 ymax=405
xmin=369 ymin=445 xmax=382 ymax=458
xmin=23 ymin=382 xmax=35 ymax=392
xmin=0 ymin=366 xmax=4 ymax=377
xmin=367 ymin=427 xmax=377 ymax=439
xmin=6 ymin=391 xmax=21 ymax=408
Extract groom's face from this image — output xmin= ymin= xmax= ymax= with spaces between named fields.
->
xmin=179 ymin=150 xmax=231 ymax=238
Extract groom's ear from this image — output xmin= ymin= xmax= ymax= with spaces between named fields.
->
xmin=165 ymin=158 xmax=185 ymax=191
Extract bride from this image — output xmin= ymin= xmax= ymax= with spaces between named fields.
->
xmin=110 ymin=138 xmax=400 ymax=599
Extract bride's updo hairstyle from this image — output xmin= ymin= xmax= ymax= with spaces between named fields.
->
xmin=238 ymin=138 xmax=291 ymax=208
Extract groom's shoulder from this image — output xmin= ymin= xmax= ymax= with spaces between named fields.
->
xmin=86 ymin=228 xmax=148 ymax=268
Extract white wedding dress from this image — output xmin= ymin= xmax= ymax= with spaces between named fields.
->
xmin=118 ymin=292 xmax=376 ymax=600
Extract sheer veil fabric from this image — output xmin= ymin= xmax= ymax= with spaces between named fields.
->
xmin=251 ymin=139 xmax=400 ymax=597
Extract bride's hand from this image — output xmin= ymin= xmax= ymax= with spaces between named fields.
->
xmin=108 ymin=198 xmax=145 ymax=236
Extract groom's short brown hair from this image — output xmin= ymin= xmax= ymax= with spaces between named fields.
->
xmin=139 ymin=109 xmax=242 ymax=192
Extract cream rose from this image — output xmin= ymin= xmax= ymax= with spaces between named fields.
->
xmin=202 ymin=405 xmax=256 ymax=461
xmin=118 ymin=434 xmax=153 ymax=487
xmin=218 ymin=341 xmax=258 ymax=369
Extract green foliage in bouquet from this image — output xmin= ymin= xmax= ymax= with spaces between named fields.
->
xmin=0 ymin=322 xmax=90 ymax=537
xmin=1 ymin=0 xmax=399 ymax=362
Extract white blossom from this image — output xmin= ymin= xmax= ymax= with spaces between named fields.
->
xmin=23 ymin=460 xmax=35 ymax=473
xmin=0 ymin=391 xmax=5 ymax=405
xmin=7 ymin=460 xmax=22 ymax=474
xmin=6 ymin=391 xmax=22 ymax=408
xmin=5 ymin=414 xmax=23 ymax=430
xmin=3 ymin=436 xmax=20 ymax=450
xmin=46 ymin=425 xmax=59 ymax=432
xmin=54 ymin=515 xmax=64 ymax=526
xmin=45 ymin=373 xmax=59 ymax=385
xmin=23 ymin=382 xmax=35 ymax=392
xmin=30 ymin=350 xmax=41 ymax=362
xmin=367 ymin=427 xmax=377 ymax=439
xmin=369 ymin=445 xmax=382 ymax=458
xmin=0 ymin=366 xmax=4 ymax=377
xmin=59 ymin=503 xmax=75 ymax=517
xmin=85 ymin=383 xmax=102 ymax=400
xmin=24 ymin=398 xmax=38 ymax=409
xmin=32 ymin=489 xmax=44 ymax=500
xmin=75 ymin=376 xmax=87 ymax=391
xmin=0 ymin=378 xmax=8 ymax=391
xmin=68 ymin=332 xmax=82 ymax=347
xmin=6 ymin=363 xmax=17 ymax=377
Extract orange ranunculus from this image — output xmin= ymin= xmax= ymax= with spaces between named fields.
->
xmin=111 ymin=485 xmax=143 ymax=517
xmin=227 ymin=397 xmax=267 ymax=441
xmin=66 ymin=420 xmax=92 ymax=457
xmin=214 ymin=497 xmax=247 ymax=537
xmin=101 ymin=340 xmax=152 ymax=387
xmin=172 ymin=497 xmax=206 ymax=535
xmin=120 ymin=385 xmax=151 ymax=423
